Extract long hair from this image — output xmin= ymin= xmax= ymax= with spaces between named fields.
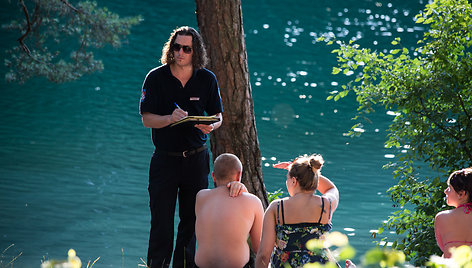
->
xmin=160 ymin=26 xmax=208 ymax=69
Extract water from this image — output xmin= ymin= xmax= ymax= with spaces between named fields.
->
xmin=0 ymin=0 xmax=429 ymax=267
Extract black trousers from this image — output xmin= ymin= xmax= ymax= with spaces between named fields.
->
xmin=147 ymin=149 xmax=209 ymax=268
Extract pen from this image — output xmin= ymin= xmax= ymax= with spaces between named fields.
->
xmin=174 ymin=102 xmax=182 ymax=110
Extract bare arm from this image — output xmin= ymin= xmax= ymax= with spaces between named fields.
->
xmin=317 ymin=175 xmax=339 ymax=213
xmin=195 ymin=113 xmax=222 ymax=134
xmin=434 ymin=212 xmax=446 ymax=254
xmin=249 ymin=197 xmax=264 ymax=253
xmin=141 ymin=108 xmax=188 ymax=129
xmin=255 ymin=202 xmax=277 ymax=268
xmin=195 ymin=190 xmax=209 ymax=216
xmin=227 ymin=181 xmax=248 ymax=197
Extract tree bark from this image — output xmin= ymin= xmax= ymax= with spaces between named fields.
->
xmin=195 ymin=0 xmax=269 ymax=208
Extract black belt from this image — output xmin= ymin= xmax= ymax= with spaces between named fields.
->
xmin=157 ymin=145 xmax=207 ymax=157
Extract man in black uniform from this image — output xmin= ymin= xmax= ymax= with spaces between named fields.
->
xmin=140 ymin=26 xmax=223 ymax=268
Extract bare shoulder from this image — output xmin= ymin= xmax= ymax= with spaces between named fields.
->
xmin=196 ymin=188 xmax=212 ymax=200
xmin=240 ymin=192 xmax=263 ymax=205
xmin=435 ymin=209 xmax=454 ymax=226
xmin=266 ymin=197 xmax=286 ymax=211
xmin=435 ymin=209 xmax=453 ymax=218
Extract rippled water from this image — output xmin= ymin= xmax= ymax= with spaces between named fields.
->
xmin=0 ymin=0 xmax=428 ymax=266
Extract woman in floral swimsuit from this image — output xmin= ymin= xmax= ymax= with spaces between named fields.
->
xmin=255 ymin=154 xmax=339 ymax=268
xmin=434 ymin=168 xmax=472 ymax=258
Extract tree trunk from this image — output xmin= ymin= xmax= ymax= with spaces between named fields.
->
xmin=195 ymin=0 xmax=269 ymax=208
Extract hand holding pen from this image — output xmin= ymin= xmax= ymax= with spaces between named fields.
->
xmin=170 ymin=102 xmax=188 ymax=123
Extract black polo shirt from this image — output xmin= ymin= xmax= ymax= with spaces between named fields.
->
xmin=140 ymin=64 xmax=223 ymax=151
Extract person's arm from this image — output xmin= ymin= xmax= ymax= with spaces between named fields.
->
xmin=194 ymin=113 xmax=222 ymax=134
xmin=272 ymin=161 xmax=292 ymax=170
xmin=195 ymin=189 xmax=209 ymax=216
xmin=249 ymin=197 xmax=264 ymax=253
xmin=142 ymin=108 xmax=188 ymax=129
xmin=227 ymin=181 xmax=248 ymax=197
xmin=317 ymin=174 xmax=339 ymax=213
xmin=255 ymin=202 xmax=277 ymax=268
xmin=434 ymin=212 xmax=446 ymax=254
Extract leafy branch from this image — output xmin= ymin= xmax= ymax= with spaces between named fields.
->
xmin=319 ymin=0 xmax=472 ymax=264
xmin=3 ymin=0 xmax=142 ymax=83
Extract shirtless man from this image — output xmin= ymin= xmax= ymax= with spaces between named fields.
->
xmin=195 ymin=153 xmax=264 ymax=268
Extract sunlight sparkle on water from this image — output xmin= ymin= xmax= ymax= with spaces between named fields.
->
xmin=298 ymin=71 xmax=308 ymax=76
xmin=379 ymin=241 xmax=394 ymax=247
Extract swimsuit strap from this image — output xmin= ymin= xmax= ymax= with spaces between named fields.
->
xmin=318 ymin=197 xmax=325 ymax=223
xmin=276 ymin=201 xmax=280 ymax=225
xmin=457 ymin=202 xmax=472 ymax=214
xmin=281 ymin=199 xmax=286 ymax=225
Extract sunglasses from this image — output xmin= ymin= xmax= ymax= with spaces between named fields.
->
xmin=172 ymin=43 xmax=192 ymax=54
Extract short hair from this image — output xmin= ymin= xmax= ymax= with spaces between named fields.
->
xmin=289 ymin=154 xmax=324 ymax=191
xmin=448 ymin=168 xmax=472 ymax=203
xmin=160 ymin=26 xmax=208 ymax=69
xmin=213 ymin=153 xmax=242 ymax=183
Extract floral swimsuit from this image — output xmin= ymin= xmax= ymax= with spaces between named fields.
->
xmin=270 ymin=198 xmax=332 ymax=268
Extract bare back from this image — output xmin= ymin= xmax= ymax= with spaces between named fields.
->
xmin=435 ymin=208 xmax=472 ymax=257
xmin=279 ymin=194 xmax=333 ymax=225
xmin=195 ymin=187 xmax=263 ymax=268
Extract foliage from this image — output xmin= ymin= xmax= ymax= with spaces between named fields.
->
xmin=267 ymin=189 xmax=285 ymax=203
xmin=2 ymin=0 xmax=141 ymax=83
xmin=305 ymin=232 xmax=472 ymax=267
xmin=306 ymin=231 xmax=356 ymax=268
xmin=41 ymin=249 xmax=99 ymax=268
xmin=319 ymin=0 xmax=472 ymax=265
xmin=1 ymin=244 xmax=22 ymax=268
xmin=428 ymin=245 xmax=472 ymax=268
xmin=306 ymin=231 xmax=406 ymax=268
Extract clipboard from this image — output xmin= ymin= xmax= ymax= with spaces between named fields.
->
xmin=170 ymin=115 xmax=220 ymax=127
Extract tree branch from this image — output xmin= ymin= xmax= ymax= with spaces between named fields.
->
xmin=60 ymin=0 xmax=80 ymax=13
xmin=17 ymin=0 xmax=32 ymax=55
xmin=457 ymin=92 xmax=472 ymax=122
xmin=417 ymin=97 xmax=461 ymax=141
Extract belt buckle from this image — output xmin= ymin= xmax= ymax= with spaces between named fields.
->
xmin=182 ymin=150 xmax=189 ymax=157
